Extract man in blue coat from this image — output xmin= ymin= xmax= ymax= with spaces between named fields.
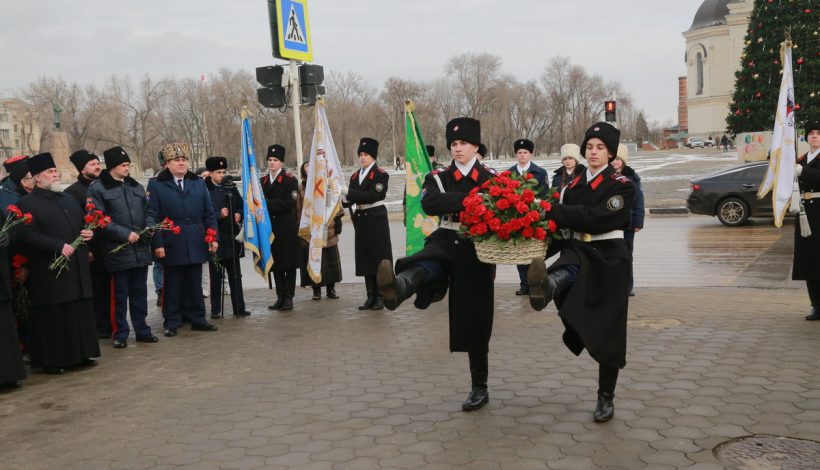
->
xmin=509 ymin=138 xmax=549 ymax=295
xmin=146 ymin=143 xmax=219 ymax=337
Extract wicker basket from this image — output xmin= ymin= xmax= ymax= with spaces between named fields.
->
xmin=473 ymin=238 xmax=548 ymax=265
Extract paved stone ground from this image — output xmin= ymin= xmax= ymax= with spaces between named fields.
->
xmin=2 ymin=280 xmax=818 ymax=469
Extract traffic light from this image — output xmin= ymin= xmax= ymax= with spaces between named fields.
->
xmin=299 ymin=64 xmax=325 ymax=106
xmin=256 ymin=65 xmax=287 ymax=108
xmin=604 ymin=100 xmax=617 ymax=122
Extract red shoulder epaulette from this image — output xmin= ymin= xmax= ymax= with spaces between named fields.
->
xmin=350 ymin=173 xmax=357 ymax=181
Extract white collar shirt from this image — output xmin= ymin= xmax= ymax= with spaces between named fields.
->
xmin=359 ymin=162 xmax=375 ymax=184
xmin=455 ymin=156 xmax=477 ymax=177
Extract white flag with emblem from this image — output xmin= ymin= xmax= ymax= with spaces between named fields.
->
xmin=757 ymin=39 xmax=796 ymax=228
xmin=298 ymin=99 xmax=345 ymax=283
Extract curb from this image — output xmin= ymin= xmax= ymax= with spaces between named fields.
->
xmin=648 ymin=207 xmax=689 ymax=215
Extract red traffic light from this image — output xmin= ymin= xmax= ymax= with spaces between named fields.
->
xmin=605 ymin=101 xmax=616 ymax=112
xmin=604 ymin=100 xmax=617 ymax=122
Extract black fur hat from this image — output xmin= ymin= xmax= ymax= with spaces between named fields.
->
xmin=581 ymin=122 xmax=620 ymax=160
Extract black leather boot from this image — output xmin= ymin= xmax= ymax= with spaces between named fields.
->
xmin=463 ymin=352 xmax=489 ymax=411
xmin=462 ymin=385 xmax=489 ymax=411
xmin=370 ymin=296 xmax=384 ymax=311
xmin=377 ymin=260 xmax=427 ymax=311
xmin=806 ymin=307 xmax=820 ymax=321
xmin=268 ymin=297 xmax=284 ymax=310
xmin=358 ymin=277 xmax=375 ymax=310
xmin=312 ymin=286 xmax=322 ymax=300
xmin=593 ymin=392 xmax=614 ymax=422
xmin=326 ymin=284 xmax=338 ymax=299
xmin=281 ymin=296 xmax=294 ymax=311
xmin=528 ymin=261 xmax=574 ymax=311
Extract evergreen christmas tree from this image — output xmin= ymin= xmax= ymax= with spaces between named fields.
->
xmin=727 ymin=0 xmax=819 ymax=134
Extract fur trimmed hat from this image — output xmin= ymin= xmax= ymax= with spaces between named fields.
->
xmin=205 ymin=156 xmax=228 ymax=172
xmin=69 ymin=149 xmax=100 ymax=173
xmin=357 ymin=137 xmax=379 ymax=159
xmin=560 ymin=144 xmax=581 ymax=164
xmin=28 ymin=152 xmax=56 ymax=176
xmin=581 ymin=122 xmax=620 ymax=160
xmin=805 ymin=121 xmax=820 ymax=141
xmin=267 ymin=144 xmax=286 ymax=162
xmin=3 ymin=155 xmax=30 ymax=184
xmin=446 ymin=117 xmax=481 ymax=148
xmin=102 ymin=146 xmax=130 ymax=169
xmin=161 ymin=142 xmax=191 ymax=161
xmin=514 ymin=139 xmax=534 ymax=153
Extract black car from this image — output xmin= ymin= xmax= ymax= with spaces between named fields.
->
xmin=687 ymin=161 xmax=773 ymax=226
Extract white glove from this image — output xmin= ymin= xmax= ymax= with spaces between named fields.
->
xmin=795 ymin=165 xmax=803 ymax=177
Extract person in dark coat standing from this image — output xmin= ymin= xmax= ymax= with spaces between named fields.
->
xmin=794 ymin=121 xmax=820 ymax=320
xmin=527 ymin=122 xmax=635 ymax=423
xmin=0 ymin=211 xmax=25 ymax=388
xmin=16 ymin=152 xmax=100 ymax=374
xmin=343 ymin=137 xmax=392 ymax=310
xmin=146 ymin=143 xmax=219 ymax=336
xmin=377 ymin=118 xmax=496 ymax=411
xmin=261 ymin=144 xmax=299 ymax=311
xmin=612 ymin=144 xmax=644 ymax=296
xmin=551 ymin=144 xmax=586 ymax=191
xmin=298 ymin=161 xmax=343 ymax=300
xmin=64 ymin=149 xmax=112 ymax=339
xmin=204 ymin=156 xmax=248 ymax=318
xmin=88 ymin=147 xmax=158 ymax=349
xmin=509 ymin=138 xmax=549 ymax=296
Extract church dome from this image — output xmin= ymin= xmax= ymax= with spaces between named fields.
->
xmin=689 ymin=0 xmax=733 ymax=31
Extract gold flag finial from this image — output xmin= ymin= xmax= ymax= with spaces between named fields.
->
xmin=405 ymin=100 xmax=415 ymax=113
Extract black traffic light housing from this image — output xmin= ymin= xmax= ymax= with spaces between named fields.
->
xmin=604 ymin=100 xmax=617 ymax=122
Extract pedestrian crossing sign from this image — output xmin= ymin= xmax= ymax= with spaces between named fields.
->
xmin=272 ymin=0 xmax=313 ymax=62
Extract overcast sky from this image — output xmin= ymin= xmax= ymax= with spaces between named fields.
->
xmin=0 ymin=0 xmax=706 ymax=123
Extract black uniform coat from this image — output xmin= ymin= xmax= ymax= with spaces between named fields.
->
xmin=343 ymin=165 xmax=392 ymax=276
xmin=64 ymin=175 xmax=107 ymax=271
xmin=0 ymin=218 xmax=26 ymax=383
xmin=261 ymin=170 xmax=299 ymax=271
xmin=146 ymin=169 xmax=218 ymax=266
xmin=205 ymin=177 xmax=244 ymax=260
xmin=793 ymin=152 xmax=820 ymax=280
xmin=87 ymin=171 xmax=153 ymax=272
xmin=395 ymin=160 xmax=495 ymax=353
xmin=16 ymin=188 xmax=93 ymax=306
xmin=547 ymin=165 xmax=635 ymax=369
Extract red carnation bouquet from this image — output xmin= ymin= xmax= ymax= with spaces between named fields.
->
xmin=204 ymin=227 xmax=221 ymax=269
xmin=459 ymin=171 xmax=561 ymax=264
xmin=11 ymin=254 xmax=30 ymax=321
xmin=49 ymin=202 xmax=111 ymax=277
xmin=109 ymin=217 xmax=181 ymax=254
xmin=2 ymin=205 xmax=33 ymax=233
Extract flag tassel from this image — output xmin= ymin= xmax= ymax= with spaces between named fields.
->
xmin=790 ymin=179 xmax=801 ymax=213
xmin=799 ymin=203 xmax=812 ymax=237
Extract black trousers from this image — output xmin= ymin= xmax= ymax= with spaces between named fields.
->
xmin=90 ymin=262 xmax=111 ymax=336
xmin=598 ymin=364 xmax=620 ymax=395
xmin=111 ymin=266 xmax=151 ymax=340
xmin=468 ymin=351 xmax=488 ymax=387
xmin=210 ymin=257 xmax=246 ymax=315
xmin=807 ymin=280 xmax=820 ymax=306
xmin=273 ymin=270 xmax=297 ymax=298
xmin=162 ymin=264 xmax=208 ymax=330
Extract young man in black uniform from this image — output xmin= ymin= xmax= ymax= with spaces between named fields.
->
xmin=204 ymin=156 xmax=248 ymax=318
xmin=343 ymin=138 xmax=392 ymax=311
xmin=794 ymin=121 xmax=820 ymax=320
xmin=261 ymin=145 xmax=300 ymax=311
xmin=527 ymin=122 xmax=635 ymax=423
xmin=377 ymin=118 xmax=496 ymax=411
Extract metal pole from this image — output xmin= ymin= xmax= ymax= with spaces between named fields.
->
xmin=289 ymin=59 xmax=303 ymax=183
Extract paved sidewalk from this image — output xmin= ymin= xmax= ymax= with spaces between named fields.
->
xmin=1 ymin=282 xmax=817 ymax=469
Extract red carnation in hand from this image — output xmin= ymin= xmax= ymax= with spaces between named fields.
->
xmin=85 ymin=202 xmax=95 ymax=212
xmin=84 ymin=214 xmax=95 ymax=224
xmin=23 ymin=213 xmax=33 ymax=224
xmin=11 ymin=254 xmax=27 ymax=269
xmin=7 ymin=205 xmax=22 ymax=218
xmin=172 ymin=226 xmax=182 ymax=235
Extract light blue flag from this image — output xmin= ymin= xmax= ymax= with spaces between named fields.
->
xmin=240 ymin=110 xmax=274 ymax=279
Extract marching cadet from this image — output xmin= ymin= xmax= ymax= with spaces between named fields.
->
xmin=88 ymin=147 xmax=157 ymax=348
xmin=146 ymin=143 xmax=219 ymax=336
xmin=377 ymin=118 xmax=496 ymax=411
xmin=261 ymin=145 xmax=299 ymax=311
xmin=794 ymin=121 xmax=820 ymax=321
xmin=204 ymin=156 xmax=248 ymax=318
xmin=427 ymin=145 xmax=445 ymax=171
xmin=64 ymin=149 xmax=111 ymax=339
xmin=509 ymin=138 xmax=549 ymax=296
xmin=527 ymin=122 xmax=635 ymax=423
xmin=343 ymin=137 xmax=391 ymax=311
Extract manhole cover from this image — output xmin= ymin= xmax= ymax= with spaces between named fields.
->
xmin=714 ymin=435 xmax=820 ymax=469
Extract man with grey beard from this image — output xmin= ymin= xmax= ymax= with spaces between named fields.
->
xmin=16 ymin=152 xmax=100 ymax=374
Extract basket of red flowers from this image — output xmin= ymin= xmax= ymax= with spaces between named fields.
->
xmin=459 ymin=170 xmax=560 ymax=265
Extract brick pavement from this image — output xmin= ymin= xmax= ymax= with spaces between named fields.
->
xmin=1 ymin=281 xmax=818 ymax=469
